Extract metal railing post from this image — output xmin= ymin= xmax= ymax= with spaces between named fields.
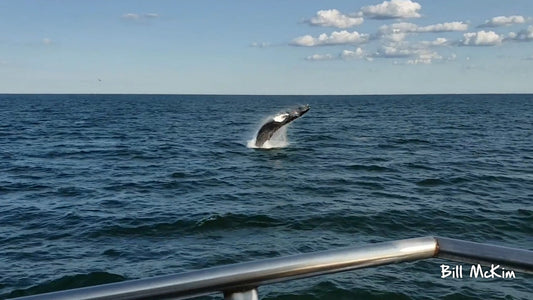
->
xmin=224 ymin=288 xmax=259 ymax=300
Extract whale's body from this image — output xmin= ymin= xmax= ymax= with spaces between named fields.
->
xmin=255 ymin=105 xmax=310 ymax=148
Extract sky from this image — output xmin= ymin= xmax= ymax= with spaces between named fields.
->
xmin=1 ymin=0 xmax=533 ymax=94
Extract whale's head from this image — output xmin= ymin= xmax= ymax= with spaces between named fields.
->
xmin=273 ymin=105 xmax=310 ymax=123
xmin=290 ymin=104 xmax=310 ymax=117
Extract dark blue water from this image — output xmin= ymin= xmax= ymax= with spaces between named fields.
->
xmin=1 ymin=94 xmax=532 ymax=299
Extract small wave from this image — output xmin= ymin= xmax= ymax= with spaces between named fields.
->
xmin=170 ymin=171 xmax=188 ymax=178
xmin=213 ymin=140 xmax=244 ymax=148
xmin=103 ymin=182 xmax=151 ymax=192
xmin=56 ymin=186 xmax=95 ymax=197
xmin=517 ymin=208 xmax=532 ymax=217
xmin=170 ymin=170 xmax=217 ymax=179
xmin=416 ymin=178 xmax=447 ymax=187
xmin=355 ymin=180 xmax=385 ymax=190
xmin=307 ymin=176 xmax=386 ymax=192
xmin=370 ymin=191 xmax=413 ymax=200
xmin=377 ymin=138 xmax=432 ymax=150
xmin=286 ymin=208 xmax=474 ymax=237
xmin=263 ymin=280 xmax=411 ymax=300
xmin=392 ymin=138 xmax=432 ymax=145
xmin=306 ymin=134 xmax=337 ymax=142
xmin=91 ymin=213 xmax=285 ymax=238
xmin=195 ymin=213 xmax=284 ymax=231
xmin=102 ymin=248 xmax=122 ymax=257
xmin=405 ymin=163 xmax=437 ymax=171
xmin=100 ymin=199 xmax=125 ymax=209
xmin=89 ymin=219 xmax=193 ymax=238
xmin=36 ymin=148 xmax=146 ymax=160
xmin=0 ymin=182 xmax=51 ymax=193
xmin=345 ymin=164 xmax=394 ymax=172
xmin=415 ymin=174 xmax=528 ymax=188
xmin=2 ymin=272 xmax=125 ymax=299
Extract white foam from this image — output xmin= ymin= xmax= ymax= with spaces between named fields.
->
xmin=247 ymin=138 xmax=258 ymax=148
xmin=247 ymin=125 xmax=289 ymax=149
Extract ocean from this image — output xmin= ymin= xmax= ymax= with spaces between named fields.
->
xmin=0 ymin=94 xmax=531 ymax=299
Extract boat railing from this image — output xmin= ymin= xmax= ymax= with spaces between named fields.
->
xmin=11 ymin=236 xmax=533 ymax=300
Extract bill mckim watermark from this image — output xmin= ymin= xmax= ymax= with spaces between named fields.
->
xmin=440 ymin=264 xmax=516 ymax=279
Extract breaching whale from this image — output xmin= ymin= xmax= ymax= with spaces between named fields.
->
xmin=254 ymin=104 xmax=310 ymax=148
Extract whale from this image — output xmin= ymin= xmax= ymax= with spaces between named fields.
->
xmin=254 ymin=104 xmax=310 ymax=148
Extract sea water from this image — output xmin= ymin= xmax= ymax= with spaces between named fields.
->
xmin=0 ymin=94 xmax=532 ymax=299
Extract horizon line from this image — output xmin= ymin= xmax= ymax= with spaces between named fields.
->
xmin=2 ymin=92 xmax=533 ymax=96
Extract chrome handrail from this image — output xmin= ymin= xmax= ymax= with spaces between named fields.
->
xmin=11 ymin=236 xmax=533 ymax=300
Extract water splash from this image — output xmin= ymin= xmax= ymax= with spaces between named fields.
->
xmin=247 ymin=123 xmax=290 ymax=149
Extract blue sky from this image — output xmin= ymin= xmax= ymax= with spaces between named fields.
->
xmin=1 ymin=0 xmax=533 ymax=94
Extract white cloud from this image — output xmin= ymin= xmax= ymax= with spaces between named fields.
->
xmin=377 ymin=22 xmax=466 ymax=44
xmin=420 ymin=37 xmax=449 ymax=46
xmin=122 ymin=13 xmax=159 ymax=22
xmin=361 ymin=0 xmax=422 ymax=19
xmin=524 ymin=25 xmax=533 ymax=39
xmin=383 ymin=32 xmax=408 ymax=42
xmin=462 ymin=30 xmax=504 ymax=46
xmin=407 ymin=50 xmax=442 ymax=64
xmin=340 ymin=47 xmax=371 ymax=60
xmin=145 ymin=13 xmax=159 ymax=18
xmin=373 ymin=41 xmax=444 ymax=64
xmin=480 ymin=15 xmax=526 ymax=27
xmin=306 ymin=54 xmax=335 ymax=61
xmin=379 ymin=22 xmax=418 ymax=34
xmin=122 ymin=13 xmax=140 ymax=20
xmin=418 ymin=22 xmax=468 ymax=32
xmin=304 ymin=48 xmax=371 ymax=61
xmin=377 ymin=43 xmax=412 ymax=57
xmin=251 ymin=42 xmax=271 ymax=48
xmin=379 ymin=21 xmax=468 ymax=35
xmin=308 ymin=9 xmax=364 ymax=28
xmin=292 ymin=35 xmax=315 ymax=47
xmin=508 ymin=25 xmax=533 ymax=41
xmin=291 ymin=30 xmax=369 ymax=47
xmin=300 ymin=36 xmax=448 ymax=64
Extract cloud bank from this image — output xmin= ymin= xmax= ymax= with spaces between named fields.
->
xmin=272 ymin=1 xmax=533 ymax=64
